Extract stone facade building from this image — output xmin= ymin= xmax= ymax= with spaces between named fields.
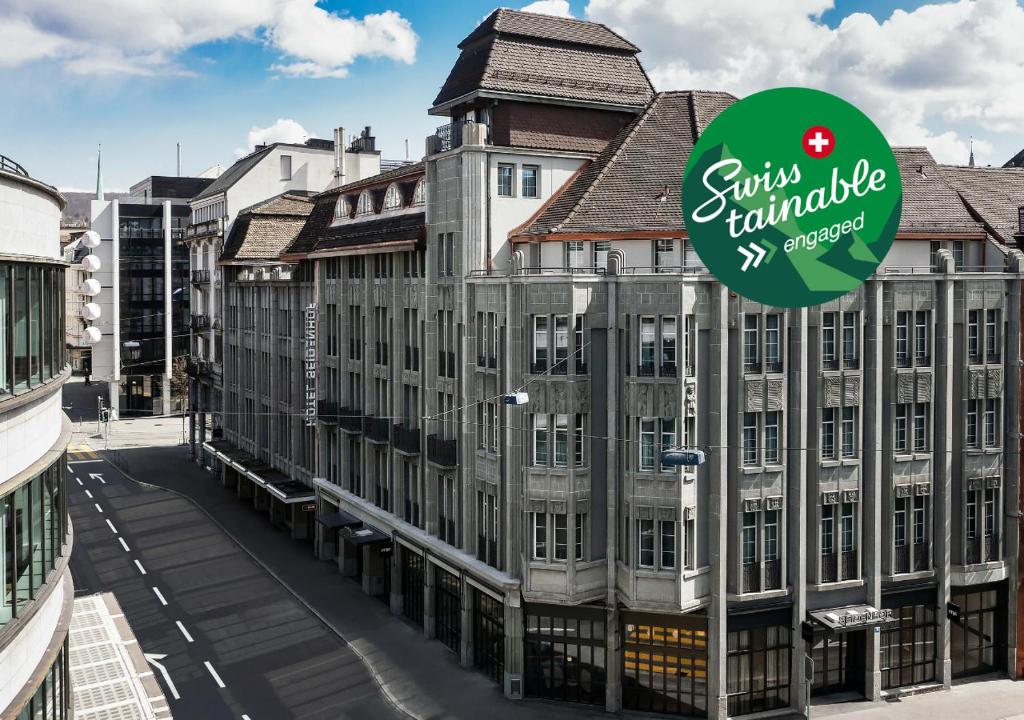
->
xmin=0 ymin=152 xmax=73 ymax=719
xmin=201 ymin=9 xmax=1023 ymax=719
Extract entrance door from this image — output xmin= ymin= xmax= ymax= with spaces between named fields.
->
xmin=811 ymin=630 xmax=865 ymax=696
xmin=951 ymin=586 xmax=1005 ymax=677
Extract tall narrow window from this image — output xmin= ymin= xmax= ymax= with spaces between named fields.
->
xmin=822 ymin=408 xmax=836 ymax=460
xmin=840 ymin=503 xmax=855 ymax=552
xmin=497 ymin=164 xmax=514 ymax=197
xmin=952 ymin=240 xmax=964 ymax=270
xmin=821 ymin=505 xmax=835 ymax=556
xmin=575 ymin=513 xmax=586 ymax=561
xmin=894 ymin=497 xmax=907 ymax=547
xmin=842 ymin=312 xmax=858 ymax=368
xmin=743 ymin=314 xmax=760 ymax=372
xmin=660 ymin=418 xmax=677 ymax=471
xmin=913 ymin=495 xmax=927 ymax=545
xmin=764 ymin=510 xmax=778 ymax=561
xmin=280 ymin=154 xmax=292 ymax=180
xmin=573 ymin=414 xmax=584 ymax=467
xmin=966 ymin=492 xmax=977 ymax=540
xmin=968 ymin=309 xmax=981 ymax=363
xmin=532 ymin=316 xmax=548 ymax=371
xmin=533 ymin=415 xmax=548 ymax=466
xmin=742 ymin=512 xmax=757 ymax=566
xmin=554 ymin=315 xmax=569 ymax=371
xmin=822 ymin=312 xmax=837 ymax=369
xmin=914 ymin=311 xmax=929 ymax=365
xmin=574 ymin=316 xmax=586 ymax=374
xmin=554 ymin=513 xmax=568 ymax=561
xmin=654 ymin=239 xmax=674 ymax=271
xmin=660 ymin=520 xmax=676 ymax=569
xmin=684 ymin=513 xmax=695 ymax=570
xmin=743 ymin=413 xmax=759 ymax=465
xmin=986 ymin=309 xmax=1000 ymax=361
xmin=564 ymin=241 xmax=585 ymax=270
xmin=765 ymin=314 xmax=781 ymax=371
xmin=895 ymin=311 xmax=910 ymax=367
xmin=764 ymin=411 xmax=780 ymax=464
xmin=522 ymin=165 xmax=539 ymax=198
xmin=532 ymin=512 xmax=548 ymax=560
xmin=638 ymin=519 xmax=655 ymax=568
xmin=984 ymin=399 xmax=998 ymax=447
xmin=661 ymin=317 xmax=677 ymax=375
xmin=913 ymin=403 xmax=928 ymax=451
xmin=842 ymin=406 xmax=856 ymax=458
xmin=593 ymin=241 xmax=611 ymax=269
xmin=639 ymin=418 xmax=656 ymax=471
xmin=639 ymin=316 xmax=656 ymax=374
xmin=895 ymin=404 xmax=908 ymax=452
xmin=553 ymin=414 xmax=569 ymax=467
xmin=967 ymin=400 xmax=979 ymax=448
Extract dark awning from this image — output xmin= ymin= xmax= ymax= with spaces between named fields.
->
xmin=317 ymin=510 xmax=362 ymax=530
xmin=341 ymin=524 xmax=390 ymax=546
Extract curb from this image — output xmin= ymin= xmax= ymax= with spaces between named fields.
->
xmin=98 ymin=447 xmax=423 ymax=720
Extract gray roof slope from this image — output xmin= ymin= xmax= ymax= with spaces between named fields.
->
xmin=220 ymin=194 xmax=313 ymax=262
xmin=434 ymin=11 xmax=653 ymax=109
xmin=893 ymin=148 xmax=983 ymax=233
xmin=516 ymin=91 xmax=734 ymax=236
xmin=939 ymin=164 xmax=1024 ymax=242
xmin=459 ymin=8 xmax=639 ymax=52
xmin=194 ymin=142 xmax=333 ymax=201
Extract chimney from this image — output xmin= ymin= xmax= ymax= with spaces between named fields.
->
xmin=333 ymin=126 xmax=346 ymax=188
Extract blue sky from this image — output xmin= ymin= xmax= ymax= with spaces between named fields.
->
xmin=0 ymin=0 xmax=1019 ymax=192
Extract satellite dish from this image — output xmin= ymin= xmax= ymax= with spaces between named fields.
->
xmin=80 ymin=278 xmax=101 ymax=296
xmin=80 ymin=230 xmax=101 ymax=248
xmin=81 ymin=303 xmax=101 ymax=321
xmin=81 ymin=254 xmax=101 ymax=272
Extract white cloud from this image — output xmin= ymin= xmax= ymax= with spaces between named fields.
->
xmin=0 ymin=0 xmax=417 ymax=78
xmin=234 ymin=118 xmax=313 ymax=156
xmin=519 ymin=0 xmax=574 ymax=18
xmin=586 ymin=0 xmax=1024 ymax=165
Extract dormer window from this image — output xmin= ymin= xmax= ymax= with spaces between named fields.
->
xmin=412 ymin=179 xmax=425 ymax=206
xmin=383 ymin=184 xmax=402 ymax=211
xmin=356 ymin=190 xmax=372 ymax=215
xmin=334 ymin=196 xmax=349 ymax=219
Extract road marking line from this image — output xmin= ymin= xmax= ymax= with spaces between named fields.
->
xmin=106 ymin=519 xmax=117 ymax=534
xmin=152 ymin=587 xmax=168 ymax=606
xmin=175 ymin=621 xmax=194 ymax=643
xmin=118 ymin=537 xmax=130 ymax=552
xmin=204 ymin=661 xmax=226 ymax=689
xmin=144 ymin=654 xmax=180 ymax=700
xmin=84 ymin=489 xmax=93 ymax=499
xmin=242 ymin=715 xmax=251 ymax=720
xmin=94 ymin=503 xmax=103 ymax=513
xmin=89 ymin=473 xmax=106 ymax=484
xmin=75 ymin=477 xmax=83 ymax=486
xmin=69 ymin=459 xmax=104 ymax=464
xmin=134 ymin=559 xmax=147 ymax=575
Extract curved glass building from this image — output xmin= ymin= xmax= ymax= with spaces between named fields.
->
xmin=0 ymin=154 xmax=72 ymax=719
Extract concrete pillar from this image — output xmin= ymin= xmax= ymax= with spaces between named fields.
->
xmin=389 ymin=544 xmax=402 ymax=616
xmin=1004 ymin=251 xmax=1022 ymax=677
xmin=424 ymin=559 xmax=436 ymax=638
xmin=459 ymin=579 xmax=473 ymax=668
xmin=790 ymin=307 xmax=810 ymax=715
xmin=362 ymin=545 xmax=386 ymax=597
xmin=111 ymin=200 xmax=121 ymax=418
xmin=936 ymin=251 xmax=955 ymax=689
xmin=864 ymin=278 xmax=884 ymax=700
xmin=163 ymin=201 xmax=172 ymax=416
xmin=604 ymin=258 xmax=621 ymax=713
xmin=708 ymin=283 xmax=729 ymax=720
xmin=503 ymin=592 xmax=524 ymax=699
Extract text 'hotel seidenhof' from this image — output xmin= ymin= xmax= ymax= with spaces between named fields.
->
xmin=194 ymin=9 xmax=1024 ymax=719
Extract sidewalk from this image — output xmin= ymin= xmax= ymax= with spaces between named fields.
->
xmin=809 ymin=676 xmax=1024 ymax=720
xmin=85 ymin=421 xmax=604 ymax=720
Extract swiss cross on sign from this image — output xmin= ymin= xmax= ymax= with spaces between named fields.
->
xmin=803 ymin=125 xmax=835 ymax=158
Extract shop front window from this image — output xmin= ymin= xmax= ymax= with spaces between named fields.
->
xmin=726 ymin=625 xmax=791 ymax=715
xmin=473 ymin=589 xmax=505 ymax=685
xmin=622 ymin=614 xmax=708 ymax=716
xmin=880 ymin=603 xmax=936 ymax=689
xmin=525 ymin=606 xmax=606 ymax=705
xmin=951 ymin=586 xmax=1005 ymax=678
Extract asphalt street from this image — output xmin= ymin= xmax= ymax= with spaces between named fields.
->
xmin=67 ymin=444 xmax=405 ymax=720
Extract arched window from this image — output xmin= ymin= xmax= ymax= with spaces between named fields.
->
xmin=412 ymin=179 xmax=425 ymax=206
xmin=382 ymin=183 xmax=402 ymax=211
xmin=334 ymin=196 xmax=348 ymax=219
xmin=356 ymin=191 xmax=372 ymax=215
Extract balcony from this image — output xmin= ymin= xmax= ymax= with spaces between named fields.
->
xmin=551 ymin=357 xmax=568 ymax=375
xmin=375 ymin=342 xmax=389 ymax=366
xmin=433 ymin=119 xmax=487 ymax=153
xmin=913 ymin=543 xmax=929 ymax=572
xmin=914 ymin=353 xmax=931 ymax=367
xmin=763 ymin=558 xmax=782 ymax=590
xmin=660 ymin=363 xmax=677 ymax=378
xmin=841 ymin=550 xmax=858 ymax=580
xmin=317 ymin=399 xmax=339 ymax=424
xmin=743 ymin=361 xmax=762 ymax=374
xmin=637 ymin=362 xmax=656 ymax=377
xmin=986 ymin=352 xmax=1001 ymax=364
xmin=338 ymin=407 xmax=363 ymax=433
xmin=966 ymin=535 xmax=999 ymax=564
xmin=765 ymin=359 xmax=783 ymax=374
xmin=896 ymin=354 xmax=912 ymax=369
xmin=821 ymin=357 xmax=840 ymax=371
xmin=742 ymin=562 xmax=761 ymax=594
xmin=364 ymin=416 xmax=391 ymax=443
xmin=191 ymin=314 xmax=211 ymax=332
xmin=530 ymin=360 xmax=547 ymax=374
xmin=186 ymin=218 xmax=223 ymax=240
xmin=405 ymin=345 xmax=420 ymax=372
xmin=894 ymin=544 xmax=910 ymax=574
xmin=842 ymin=356 xmax=860 ymax=370
xmin=427 ymin=435 xmax=458 ymax=467
xmin=393 ymin=424 xmax=421 ymax=454
xmin=191 ymin=269 xmax=211 ymax=285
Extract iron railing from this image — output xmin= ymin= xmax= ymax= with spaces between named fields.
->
xmin=393 ymin=424 xmax=421 ymax=454
xmin=427 ymin=435 xmax=458 ymax=467
xmin=0 ymin=153 xmax=29 ymax=177
xmin=841 ymin=551 xmax=858 ymax=581
xmin=338 ymin=407 xmax=363 ymax=433
xmin=742 ymin=562 xmax=761 ymax=594
xmin=763 ymin=558 xmax=782 ymax=590
xmin=191 ymin=269 xmax=210 ymax=284
xmin=821 ymin=553 xmax=838 ymax=583
xmin=364 ymin=416 xmax=391 ymax=443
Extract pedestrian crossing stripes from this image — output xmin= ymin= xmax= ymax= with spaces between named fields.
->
xmin=68 ymin=443 xmax=99 ymax=461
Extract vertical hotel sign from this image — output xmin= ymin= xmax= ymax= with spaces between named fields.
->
xmin=304 ymin=303 xmax=317 ymax=427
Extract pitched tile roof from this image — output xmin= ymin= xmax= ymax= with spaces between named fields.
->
xmin=939 ymin=164 xmax=1024 ymax=243
xmin=514 ymin=91 xmax=735 ymax=237
xmin=892 ymin=147 xmax=983 ymax=234
xmin=315 ymin=211 xmax=425 ymax=253
xmin=459 ymin=8 xmax=639 ymax=52
xmin=327 ymin=161 xmax=424 ymax=197
xmin=434 ymin=11 xmax=653 ymax=109
xmin=220 ymin=194 xmax=314 ymax=262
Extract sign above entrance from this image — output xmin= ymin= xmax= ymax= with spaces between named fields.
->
xmin=809 ymin=604 xmax=895 ymax=631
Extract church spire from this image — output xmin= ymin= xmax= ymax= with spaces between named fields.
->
xmin=968 ymin=136 xmax=975 ymax=168
xmin=95 ymin=144 xmax=103 ymax=200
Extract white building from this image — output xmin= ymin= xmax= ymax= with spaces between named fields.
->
xmin=0 ymin=152 xmax=73 ymax=719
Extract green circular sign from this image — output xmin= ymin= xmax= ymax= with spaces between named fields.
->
xmin=682 ymin=87 xmax=901 ymax=307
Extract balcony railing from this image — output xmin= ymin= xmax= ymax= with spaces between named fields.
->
xmin=317 ymin=400 xmax=339 ymax=423
xmin=427 ymin=435 xmax=458 ymax=467
xmin=364 ymin=416 xmax=391 ymax=443
xmin=530 ymin=360 xmax=547 ymax=374
xmin=551 ymin=358 xmax=568 ymax=375
xmin=913 ymin=543 xmax=929 ymax=572
xmin=742 ymin=562 xmax=761 ymax=594
xmin=434 ymin=119 xmax=484 ymax=152
xmin=186 ymin=218 xmax=223 ymax=239
xmin=660 ymin=363 xmax=677 ymax=378
xmin=637 ymin=362 xmax=656 ymax=377
xmin=0 ymin=154 xmax=29 ymax=177
xmin=191 ymin=269 xmax=210 ymax=285
xmin=765 ymin=359 xmax=783 ymax=374
xmin=743 ymin=360 xmax=762 ymax=374
xmin=393 ymin=424 xmax=421 ymax=454
xmin=821 ymin=553 xmax=838 ymax=583
xmin=842 ymin=356 xmax=860 ymax=370
xmin=575 ymin=360 xmax=588 ymax=375
xmin=985 ymin=534 xmax=998 ymax=562
xmin=405 ymin=345 xmax=420 ymax=372
xmin=487 ymin=355 xmax=497 ymax=370
xmin=841 ymin=550 xmax=858 ymax=581
xmin=821 ymin=357 xmax=840 ymax=371
xmin=967 ymin=535 xmax=999 ymax=564
xmin=895 ymin=544 xmax=910 ymax=574
xmin=191 ymin=314 xmax=211 ymax=332
xmin=338 ymin=407 xmax=363 ymax=433
xmin=896 ymin=354 xmax=912 ymax=369
xmin=763 ymin=558 xmax=782 ymax=590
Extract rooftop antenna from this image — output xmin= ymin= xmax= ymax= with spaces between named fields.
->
xmin=95 ymin=144 xmax=103 ymax=200
xmin=177 ymin=142 xmax=181 ymax=176
xmin=968 ymin=136 xmax=975 ymax=168
xmin=405 ymin=139 xmax=409 ymax=161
